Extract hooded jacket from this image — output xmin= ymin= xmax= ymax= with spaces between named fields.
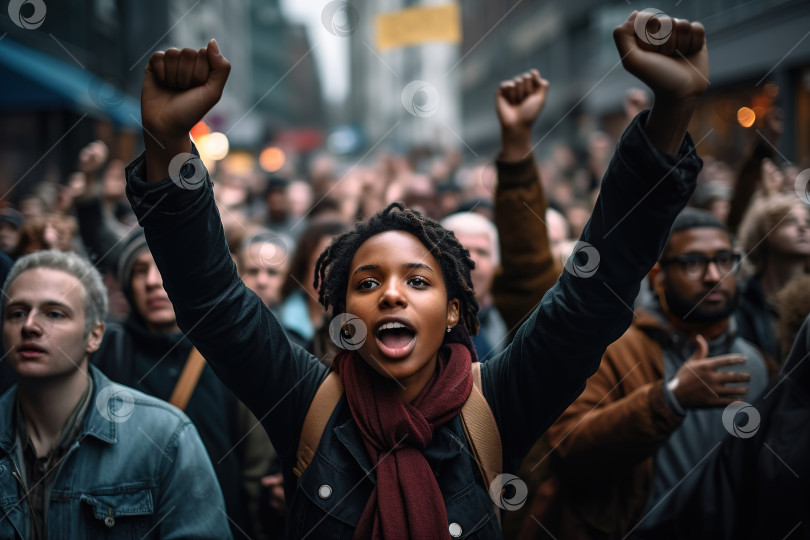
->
xmin=632 ymin=313 xmax=810 ymax=539
xmin=543 ymin=305 xmax=772 ymax=539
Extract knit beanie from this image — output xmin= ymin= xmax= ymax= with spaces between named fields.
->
xmin=116 ymin=228 xmax=149 ymax=307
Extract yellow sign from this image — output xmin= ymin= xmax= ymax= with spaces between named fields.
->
xmin=375 ymin=3 xmax=461 ymax=51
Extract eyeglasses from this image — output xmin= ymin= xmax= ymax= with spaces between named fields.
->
xmin=658 ymin=252 xmax=741 ymax=280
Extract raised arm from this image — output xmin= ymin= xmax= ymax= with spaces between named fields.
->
xmin=726 ymin=109 xmax=782 ymax=234
xmin=491 ymin=70 xmax=562 ymax=333
xmin=125 ymin=41 xmax=327 ymax=460
xmin=72 ymin=141 xmax=126 ymax=271
xmin=483 ymin=12 xmax=708 ymax=465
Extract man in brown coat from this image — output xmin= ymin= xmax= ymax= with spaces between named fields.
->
xmin=541 ymin=208 xmax=772 ymax=539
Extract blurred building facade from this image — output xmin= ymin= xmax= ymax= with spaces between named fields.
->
xmin=457 ymin=0 xmax=810 ymax=165
xmin=346 ymin=0 xmax=462 ymax=154
xmin=0 ymin=0 xmax=325 ymax=202
xmin=247 ymin=0 xmax=326 ymax=152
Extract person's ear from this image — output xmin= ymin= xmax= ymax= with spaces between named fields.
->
xmin=649 ymin=263 xmax=666 ymax=295
xmin=85 ymin=322 xmax=105 ymax=355
xmin=446 ymin=298 xmax=460 ymax=328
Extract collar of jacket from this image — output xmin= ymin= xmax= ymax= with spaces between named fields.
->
xmin=325 ymin=396 xmax=467 ymax=483
xmin=0 ymin=365 xmax=119 ymax=457
xmin=123 ymin=315 xmax=190 ymax=358
xmin=633 ymin=304 xmax=738 ymax=355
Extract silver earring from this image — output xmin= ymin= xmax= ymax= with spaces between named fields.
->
xmin=446 ymin=327 xmax=452 ymax=333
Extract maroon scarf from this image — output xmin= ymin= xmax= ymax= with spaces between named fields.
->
xmin=333 ymin=338 xmax=473 ymax=539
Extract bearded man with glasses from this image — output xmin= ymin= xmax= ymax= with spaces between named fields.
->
xmin=538 ymin=208 xmax=775 ymax=539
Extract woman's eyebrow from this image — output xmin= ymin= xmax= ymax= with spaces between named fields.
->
xmin=352 ymin=262 xmax=435 ymax=275
xmin=406 ymin=262 xmax=434 ymax=273
xmin=353 ymin=264 xmax=377 ymax=275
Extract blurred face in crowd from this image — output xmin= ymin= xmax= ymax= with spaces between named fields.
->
xmin=565 ymin=205 xmax=590 ymax=240
xmin=767 ymin=203 xmax=810 ymax=258
xmin=265 ymin=188 xmax=288 ymax=221
xmin=653 ymin=228 xmax=739 ymax=324
xmin=3 ymin=268 xmax=103 ymax=380
xmin=103 ymin=160 xmax=127 ymax=200
xmin=346 ymin=231 xmax=459 ymax=399
xmin=551 ymin=182 xmax=574 ymax=208
xmin=240 ymin=242 xmax=288 ymax=307
xmin=454 ymin=232 xmax=495 ymax=307
xmin=19 ymin=197 xmax=44 ymax=223
xmin=546 ymin=208 xmax=570 ymax=262
xmin=0 ymin=222 xmax=20 ymax=254
xmin=130 ymin=251 xmax=179 ymax=333
xmin=708 ymin=198 xmax=731 ymax=225
xmin=287 ymin=181 xmax=313 ymax=219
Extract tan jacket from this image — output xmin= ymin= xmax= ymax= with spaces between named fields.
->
xmin=543 ymin=310 xmax=684 ymax=539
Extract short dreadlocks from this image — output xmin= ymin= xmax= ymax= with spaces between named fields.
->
xmin=314 ymin=202 xmax=480 ymax=335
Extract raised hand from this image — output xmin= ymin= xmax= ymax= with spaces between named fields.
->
xmin=496 ymin=69 xmax=549 ymax=162
xmin=614 ymin=11 xmax=708 ymax=101
xmin=669 ymin=335 xmax=750 ymax=409
xmin=141 ymin=39 xmax=231 ymax=182
xmin=613 ymin=11 xmax=709 ymax=154
xmin=78 ymin=140 xmax=109 ymax=176
xmin=496 ymin=70 xmax=549 ymax=132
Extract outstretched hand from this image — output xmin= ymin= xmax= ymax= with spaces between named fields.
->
xmin=496 ymin=69 xmax=549 ymax=162
xmin=614 ymin=11 xmax=709 ymax=154
xmin=141 ymin=39 xmax=231 ymax=182
xmin=78 ymin=140 xmax=109 ymax=176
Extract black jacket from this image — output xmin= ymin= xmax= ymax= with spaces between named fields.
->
xmin=736 ymin=274 xmax=780 ymax=362
xmin=124 ymin=112 xmax=699 ymax=539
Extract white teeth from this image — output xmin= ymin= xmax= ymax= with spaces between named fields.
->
xmin=379 ymin=322 xmax=407 ymax=331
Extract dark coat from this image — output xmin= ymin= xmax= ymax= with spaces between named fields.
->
xmin=736 ymin=274 xmax=780 ymax=362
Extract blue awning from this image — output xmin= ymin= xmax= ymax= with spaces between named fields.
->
xmin=0 ymin=38 xmax=140 ymax=128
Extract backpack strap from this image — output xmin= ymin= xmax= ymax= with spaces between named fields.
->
xmin=294 ymin=371 xmax=343 ymax=477
xmin=459 ymin=362 xmax=504 ymax=524
xmin=169 ymin=347 xmax=206 ymax=411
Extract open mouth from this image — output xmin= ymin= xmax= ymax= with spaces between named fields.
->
xmin=375 ymin=321 xmax=416 ymax=359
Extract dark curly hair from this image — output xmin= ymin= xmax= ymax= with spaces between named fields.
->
xmin=314 ymin=202 xmax=480 ymax=335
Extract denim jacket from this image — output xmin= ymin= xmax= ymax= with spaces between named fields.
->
xmin=124 ymin=112 xmax=700 ymax=539
xmin=0 ymin=365 xmax=232 ymax=539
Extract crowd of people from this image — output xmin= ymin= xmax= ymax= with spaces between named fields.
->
xmin=0 ymin=10 xmax=808 ymax=540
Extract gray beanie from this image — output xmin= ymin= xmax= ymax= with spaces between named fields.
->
xmin=116 ymin=228 xmax=149 ymax=306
